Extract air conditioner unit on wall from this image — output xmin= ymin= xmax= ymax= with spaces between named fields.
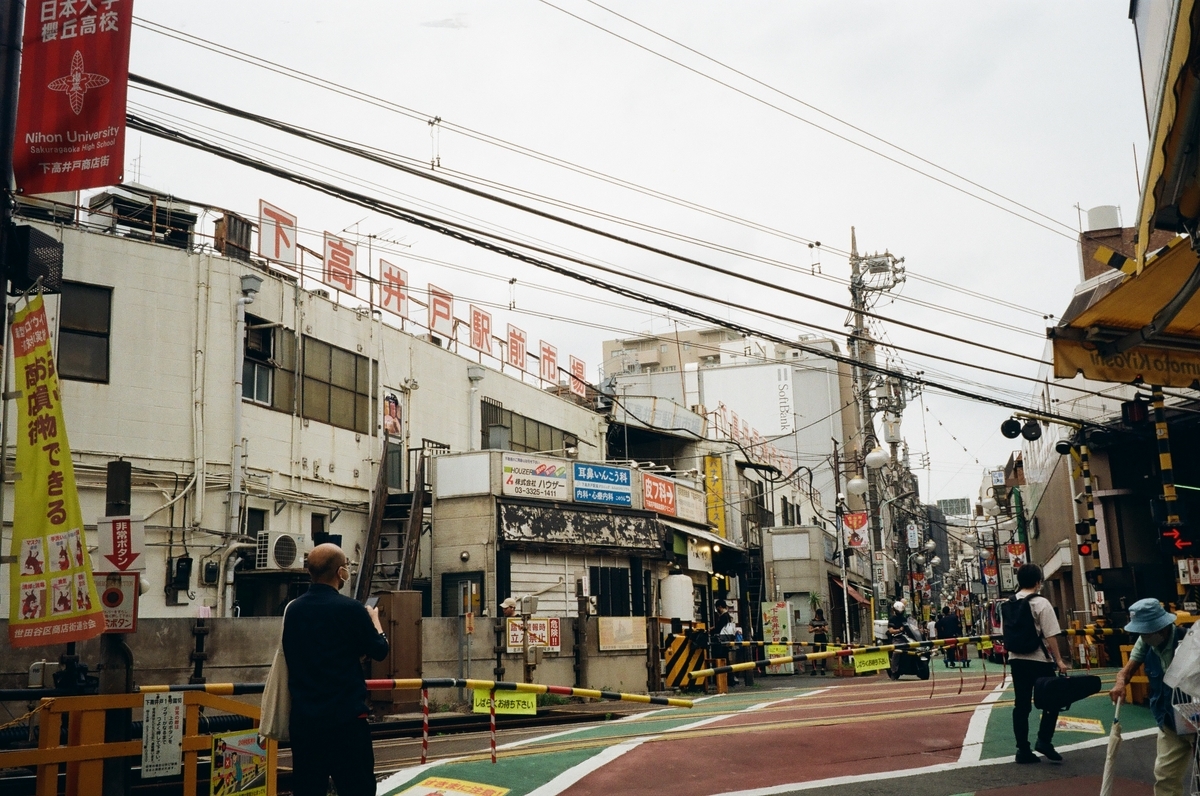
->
xmin=256 ymin=531 xmax=310 ymax=571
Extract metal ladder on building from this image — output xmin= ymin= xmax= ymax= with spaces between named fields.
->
xmin=355 ymin=443 xmax=429 ymax=601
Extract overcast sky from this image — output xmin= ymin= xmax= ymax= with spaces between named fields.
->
xmin=123 ymin=1 xmax=1148 ymax=506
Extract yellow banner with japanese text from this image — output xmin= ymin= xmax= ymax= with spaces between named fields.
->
xmin=8 ymin=296 xmax=103 ymax=647
xmin=704 ymin=455 xmax=726 ymax=538
xmin=1053 ymin=337 xmax=1200 ymax=389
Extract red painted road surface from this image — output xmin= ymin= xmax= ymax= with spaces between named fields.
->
xmin=564 ymin=674 xmax=998 ymax=796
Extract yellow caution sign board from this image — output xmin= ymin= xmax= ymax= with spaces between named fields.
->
xmin=853 ymin=650 xmax=890 ymax=674
xmin=473 ymin=689 xmax=537 ymax=716
xmin=395 ymin=778 xmax=510 ymax=796
xmin=1055 ymin=716 xmax=1105 ymax=734
xmin=979 ymin=639 xmax=993 ymax=651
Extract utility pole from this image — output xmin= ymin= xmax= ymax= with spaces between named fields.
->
xmin=846 ymin=228 xmax=905 ymax=617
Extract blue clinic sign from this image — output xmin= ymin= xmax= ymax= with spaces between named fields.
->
xmin=573 ymin=463 xmax=633 ymax=506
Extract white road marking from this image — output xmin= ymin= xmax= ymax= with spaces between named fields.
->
xmin=713 ymin=727 xmax=1158 ymax=796
xmin=958 ymin=674 xmax=1012 ymax=763
xmin=524 ymin=737 xmax=650 ymax=796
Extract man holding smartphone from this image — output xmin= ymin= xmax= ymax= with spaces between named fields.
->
xmin=284 ymin=543 xmax=389 ymax=796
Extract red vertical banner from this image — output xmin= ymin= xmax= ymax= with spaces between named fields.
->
xmin=469 ymin=305 xmax=492 ymax=355
xmin=539 ymin=340 xmax=557 ymax=384
xmin=507 ymin=324 xmax=526 ymax=371
xmin=568 ymin=356 xmax=586 ymax=398
xmin=13 ymin=0 xmax=134 ymax=194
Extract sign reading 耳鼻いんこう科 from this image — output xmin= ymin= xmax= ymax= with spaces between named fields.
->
xmin=9 ymin=296 xmax=104 ymax=647
xmin=13 ymin=0 xmax=134 ymax=194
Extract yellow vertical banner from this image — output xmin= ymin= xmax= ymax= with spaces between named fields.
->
xmin=8 ymin=295 xmax=103 ymax=647
xmin=704 ymin=455 xmax=726 ymax=538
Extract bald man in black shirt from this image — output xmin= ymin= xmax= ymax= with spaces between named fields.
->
xmin=283 ymin=543 xmax=389 ymax=796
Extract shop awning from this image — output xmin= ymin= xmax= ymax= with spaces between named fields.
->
xmin=662 ymin=519 xmax=745 ymax=553
xmin=1050 ymin=237 xmax=1200 ymax=387
xmin=831 ymin=576 xmax=869 ymax=605
xmin=1136 ymin=0 xmax=1198 ymax=267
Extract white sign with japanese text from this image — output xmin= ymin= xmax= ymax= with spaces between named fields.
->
xmin=470 ymin=305 xmax=493 ymax=355
xmin=675 ymin=485 xmax=707 ymax=525
xmin=379 ymin=261 xmax=409 ymax=318
xmin=141 ymin=693 xmax=184 ymax=779
xmin=539 ymin=340 xmax=557 ymax=384
xmin=507 ymin=325 xmax=527 ymax=371
xmin=257 ymin=201 xmax=297 ymax=265
xmin=505 ymin=616 xmax=561 ymax=652
xmin=429 ymin=284 xmax=454 ymax=339
xmin=96 ymin=516 xmax=144 ymax=571
xmin=501 ymin=453 xmax=570 ymax=500
xmin=322 ymin=232 xmax=357 ymax=293
xmin=568 ymin=356 xmax=586 ymax=398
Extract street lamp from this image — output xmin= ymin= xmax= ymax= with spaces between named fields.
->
xmin=865 ymin=446 xmax=890 ymax=470
xmin=846 ymin=475 xmax=869 ymax=496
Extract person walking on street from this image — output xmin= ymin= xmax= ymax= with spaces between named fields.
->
xmin=936 ymin=606 xmax=962 ymax=668
xmin=1002 ymin=564 xmax=1070 ymax=764
xmin=284 ymin=543 xmax=390 ymax=796
xmin=1110 ymin=599 xmax=1192 ymax=796
xmin=808 ymin=608 xmax=829 ymax=675
xmin=711 ymin=599 xmax=739 ymax=685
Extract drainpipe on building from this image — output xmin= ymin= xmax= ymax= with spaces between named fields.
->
xmin=467 ymin=366 xmax=485 ymax=451
xmin=228 ymin=275 xmax=262 ymax=545
xmin=217 ymin=542 xmax=255 ymax=618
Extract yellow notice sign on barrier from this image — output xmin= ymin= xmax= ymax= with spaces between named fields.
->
xmin=853 ymin=650 xmax=891 ymax=673
xmin=473 ymin=689 xmax=537 ymax=715
xmin=979 ymin=639 xmax=993 ymax=651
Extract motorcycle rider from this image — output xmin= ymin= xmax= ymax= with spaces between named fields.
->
xmin=888 ymin=600 xmax=922 ymax=676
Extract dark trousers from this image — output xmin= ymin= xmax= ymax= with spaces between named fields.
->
xmin=1010 ymin=658 xmax=1058 ymax=750
xmin=290 ymin=716 xmax=376 ymax=796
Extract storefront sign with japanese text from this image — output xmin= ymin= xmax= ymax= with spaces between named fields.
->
xmin=469 ymin=305 xmax=493 ymax=355
xmin=675 ymin=484 xmax=707 ymax=525
xmin=704 ymin=455 xmax=727 ymax=537
xmin=8 ymin=296 xmax=103 ymax=647
xmin=642 ymin=472 xmax=676 ymax=515
xmin=501 ymin=453 xmax=569 ymax=500
xmin=13 ymin=0 xmax=133 ymax=194
xmin=568 ymin=355 xmax=586 ymax=397
xmin=573 ymin=462 xmax=632 ymax=505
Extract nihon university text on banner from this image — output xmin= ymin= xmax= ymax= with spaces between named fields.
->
xmin=9 ymin=296 xmax=103 ymax=647
xmin=12 ymin=0 xmax=133 ymax=194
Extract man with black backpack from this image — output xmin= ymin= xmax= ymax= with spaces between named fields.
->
xmin=1000 ymin=564 xmax=1070 ymax=764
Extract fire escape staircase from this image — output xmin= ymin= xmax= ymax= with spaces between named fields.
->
xmin=355 ymin=442 xmax=429 ymax=601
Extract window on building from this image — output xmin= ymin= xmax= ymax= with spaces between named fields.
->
xmin=240 ymin=316 xmax=297 ymax=414
xmin=780 ymin=496 xmax=791 ymax=526
xmin=611 ymin=350 xmax=621 ymax=358
xmin=302 ymin=337 xmax=372 ymax=433
xmin=58 ymin=281 xmax=112 ymax=383
xmin=663 ymin=365 xmax=677 ymax=372
xmin=480 ymin=398 xmax=578 ymax=454
xmin=589 ymin=566 xmax=631 ymax=616
xmin=660 ymin=343 xmax=668 ymax=352
xmin=683 ymin=343 xmax=691 ymax=351
xmin=310 ymin=513 xmax=326 ymax=540
xmin=245 ymin=508 xmax=267 ymax=537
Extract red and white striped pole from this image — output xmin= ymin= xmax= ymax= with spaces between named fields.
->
xmin=489 ymin=688 xmax=497 ymax=764
xmin=421 ymin=688 xmax=429 ymax=764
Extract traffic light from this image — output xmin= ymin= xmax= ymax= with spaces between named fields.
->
xmin=1077 ymin=541 xmax=1094 ymax=557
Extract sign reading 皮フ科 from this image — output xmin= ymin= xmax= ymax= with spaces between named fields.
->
xmin=473 ymin=689 xmax=537 ymax=716
xmin=8 ymin=296 xmax=104 ymax=648
xmin=501 ymin=453 xmax=570 ymax=500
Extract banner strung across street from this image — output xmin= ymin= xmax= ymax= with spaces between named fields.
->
xmin=8 ymin=296 xmax=103 ymax=647
xmin=13 ymin=0 xmax=134 ymax=194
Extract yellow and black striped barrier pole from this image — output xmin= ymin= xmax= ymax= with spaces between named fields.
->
xmin=142 ymin=679 xmax=693 ymax=708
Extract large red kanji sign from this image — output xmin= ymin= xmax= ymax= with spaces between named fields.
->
xmin=13 ymin=0 xmax=133 ymax=194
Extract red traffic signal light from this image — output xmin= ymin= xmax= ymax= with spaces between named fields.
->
xmin=1077 ymin=542 xmax=1093 ymax=557
xmin=1161 ymin=525 xmax=1194 ymax=554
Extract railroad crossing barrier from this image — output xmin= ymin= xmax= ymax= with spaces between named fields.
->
xmin=0 ymin=677 xmax=693 ymax=784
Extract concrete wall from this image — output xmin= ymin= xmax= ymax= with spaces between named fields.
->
xmin=0 ymin=617 xmax=276 ymax=690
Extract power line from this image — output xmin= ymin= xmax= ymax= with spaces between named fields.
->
xmin=124 ymin=111 xmax=1102 ymax=427
xmin=534 ymin=0 xmax=1078 ymax=242
xmin=129 ymin=16 xmax=1055 ymax=324
xmin=128 ymin=75 xmax=1054 ymax=367
xmin=577 ymin=0 xmax=1077 ymax=236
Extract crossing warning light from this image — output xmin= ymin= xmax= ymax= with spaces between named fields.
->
xmin=1160 ymin=524 xmax=1195 ymax=556
xmin=1077 ymin=542 xmax=1093 ymax=557
xmin=1075 ymin=521 xmax=1091 ymax=537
